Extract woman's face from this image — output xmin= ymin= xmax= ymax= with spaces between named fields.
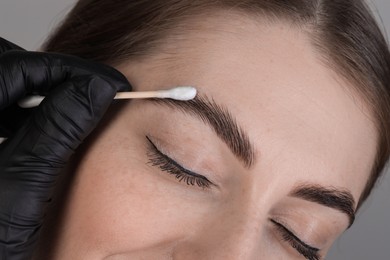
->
xmin=49 ymin=14 xmax=377 ymax=259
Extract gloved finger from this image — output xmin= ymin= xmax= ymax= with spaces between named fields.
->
xmin=0 ymin=104 xmax=32 ymax=137
xmin=0 ymin=74 xmax=121 ymax=259
xmin=0 ymin=39 xmax=28 ymax=137
xmin=0 ymin=37 xmax=24 ymax=54
xmin=0 ymin=50 xmax=130 ymax=110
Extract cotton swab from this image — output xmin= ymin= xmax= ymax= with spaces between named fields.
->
xmin=17 ymin=86 xmax=197 ymax=108
xmin=114 ymin=86 xmax=197 ymax=100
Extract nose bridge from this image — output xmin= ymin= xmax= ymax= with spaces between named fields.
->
xmin=173 ymin=193 xmax=271 ymax=260
xmin=209 ymin=214 xmax=263 ymax=259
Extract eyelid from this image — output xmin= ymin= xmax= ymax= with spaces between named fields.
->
xmin=271 ymin=219 xmax=321 ymax=259
xmin=146 ymin=135 xmax=216 ymax=188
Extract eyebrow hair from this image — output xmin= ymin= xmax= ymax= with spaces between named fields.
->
xmin=149 ymin=95 xmax=256 ymax=168
xmin=290 ymin=184 xmax=356 ymax=227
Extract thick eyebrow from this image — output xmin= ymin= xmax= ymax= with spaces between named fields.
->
xmin=148 ymin=95 xmax=256 ymax=168
xmin=290 ymin=184 xmax=356 ymax=227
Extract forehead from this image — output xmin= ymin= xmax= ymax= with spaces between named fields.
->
xmin=119 ymin=12 xmax=378 ymax=202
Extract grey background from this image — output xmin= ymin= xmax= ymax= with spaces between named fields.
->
xmin=0 ymin=0 xmax=389 ymax=259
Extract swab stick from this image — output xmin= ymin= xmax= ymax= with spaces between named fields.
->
xmin=18 ymin=86 xmax=197 ymax=108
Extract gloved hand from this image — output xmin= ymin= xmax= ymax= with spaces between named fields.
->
xmin=0 ymin=37 xmax=131 ymax=260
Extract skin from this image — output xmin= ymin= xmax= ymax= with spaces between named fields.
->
xmin=35 ymin=12 xmax=378 ymax=259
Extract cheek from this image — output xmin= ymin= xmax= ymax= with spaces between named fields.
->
xmin=61 ymin=123 xmax=212 ymax=256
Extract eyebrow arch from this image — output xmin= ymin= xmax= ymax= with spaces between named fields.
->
xmin=290 ymin=184 xmax=356 ymax=227
xmin=148 ymin=94 xmax=256 ymax=168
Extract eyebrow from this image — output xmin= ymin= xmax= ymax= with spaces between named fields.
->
xmin=290 ymin=184 xmax=356 ymax=227
xmin=149 ymin=95 xmax=256 ymax=168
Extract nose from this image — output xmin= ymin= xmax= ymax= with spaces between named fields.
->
xmin=172 ymin=204 xmax=269 ymax=260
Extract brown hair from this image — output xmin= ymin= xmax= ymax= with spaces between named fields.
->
xmin=43 ymin=0 xmax=390 ymax=208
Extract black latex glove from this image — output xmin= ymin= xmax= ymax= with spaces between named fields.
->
xmin=0 ymin=38 xmax=131 ymax=259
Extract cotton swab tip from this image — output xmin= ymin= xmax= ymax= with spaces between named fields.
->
xmin=162 ymin=86 xmax=197 ymax=101
xmin=18 ymin=95 xmax=45 ymax=108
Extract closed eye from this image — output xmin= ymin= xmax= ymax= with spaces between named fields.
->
xmin=271 ymin=219 xmax=321 ymax=260
xmin=146 ymin=135 xmax=214 ymax=189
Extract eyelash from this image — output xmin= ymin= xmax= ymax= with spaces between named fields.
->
xmin=146 ymin=136 xmax=213 ymax=189
xmin=271 ymin=219 xmax=320 ymax=260
xmin=146 ymin=137 xmax=319 ymax=259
